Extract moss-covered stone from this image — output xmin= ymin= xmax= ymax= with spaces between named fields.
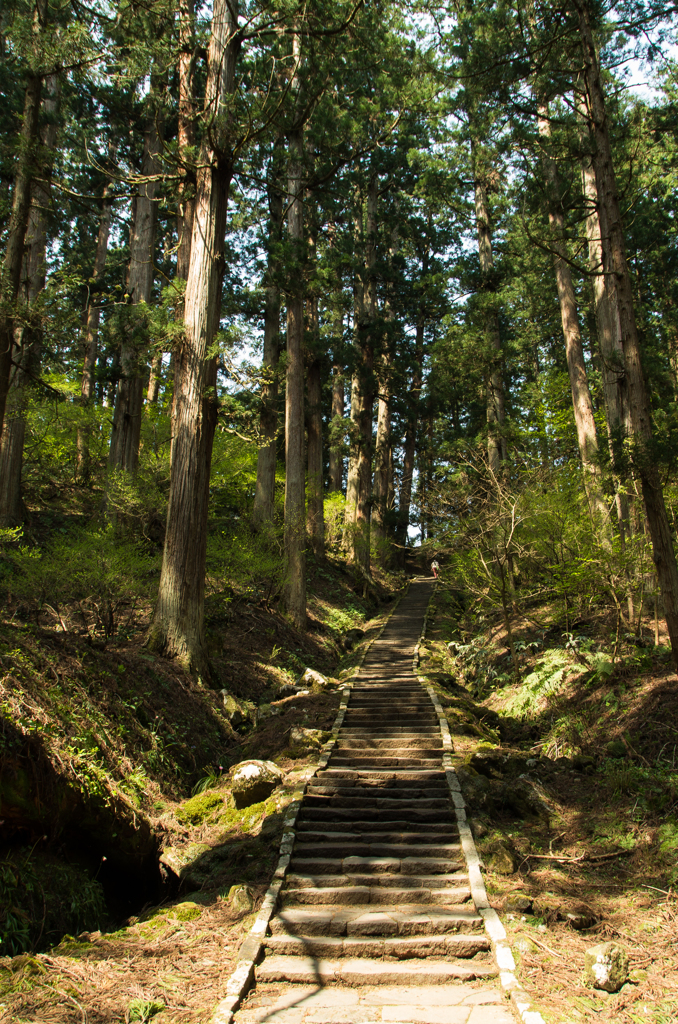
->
xmin=175 ymin=790 xmax=223 ymax=825
xmin=172 ymin=901 xmax=202 ymax=922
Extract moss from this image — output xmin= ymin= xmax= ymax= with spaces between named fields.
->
xmin=172 ymin=902 xmax=202 ymax=922
xmin=175 ymin=790 xmax=223 ymax=825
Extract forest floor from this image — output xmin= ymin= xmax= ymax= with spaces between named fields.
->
xmin=421 ymin=584 xmax=678 ymax=1024
xmin=0 ymin=543 xmax=410 ymax=1024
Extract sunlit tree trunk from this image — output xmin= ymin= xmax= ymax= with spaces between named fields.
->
xmin=284 ymin=112 xmax=307 ymax=626
xmin=108 ymin=114 xmax=161 ymax=474
xmin=0 ymin=72 xmax=60 ymax=526
xmin=576 ymin=0 xmax=678 ymax=668
xmin=343 ymin=178 xmax=376 ymax=570
xmin=537 ymin=105 xmax=607 ymax=529
xmin=252 ymin=144 xmax=284 ymax=527
xmin=397 ymin=274 xmax=425 ymax=546
xmin=329 ymin=337 xmax=345 ymax=492
xmin=372 ymin=225 xmax=398 ymax=563
xmin=305 ymin=185 xmax=324 ymax=560
xmin=471 ymin=139 xmax=506 ymax=477
xmin=148 ymin=0 xmax=238 ymax=677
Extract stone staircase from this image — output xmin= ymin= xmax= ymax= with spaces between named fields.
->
xmin=256 ymin=580 xmax=496 ymax=989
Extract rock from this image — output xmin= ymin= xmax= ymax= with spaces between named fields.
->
xmin=256 ymin=703 xmax=278 ymax=723
xmin=342 ymin=628 xmax=365 ymax=650
xmin=506 ymin=894 xmax=533 ymax=913
xmin=572 ymin=754 xmax=595 ymax=771
xmin=231 ymin=760 xmax=283 ymax=809
xmin=606 ymin=739 xmax=626 ymax=759
xmin=564 ymin=909 xmax=597 ymax=931
xmin=584 ymin=941 xmax=629 ymax=992
xmin=297 ymin=667 xmax=327 ymax=690
xmin=514 ymin=935 xmax=538 ymax=955
xmin=484 ymin=839 xmax=517 ymax=875
xmin=228 ymin=884 xmax=254 ymax=914
xmin=160 ymin=842 xmax=211 ymax=880
xmin=175 ymin=790 xmax=223 ymax=825
xmin=289 ymin=726 xmax=325 ymax=750
xmin=456 ymin=766 xmax=495 ymax=813
xmin=501 ymin=778 xmax=554 ymax=823
xmin=276 ymin=683 xmax=299 ymax=698
xmin=526 ymin=758 xmax=538 ymax=768
xmin=219 ymin=691 xmax=244 ymax=727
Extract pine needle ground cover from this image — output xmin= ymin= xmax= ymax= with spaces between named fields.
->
xmin=420 ymin=588 xmax=678 ymax=1024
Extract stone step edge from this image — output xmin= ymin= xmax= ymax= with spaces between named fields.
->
xmin=419 ymin=660 xmax=547 ymax=1024
xmin=210 ymin=582 xmax=413 ymax=1024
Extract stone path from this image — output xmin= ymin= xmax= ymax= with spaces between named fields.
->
xmin=234 ymin=580 xmax=516 ymax=1024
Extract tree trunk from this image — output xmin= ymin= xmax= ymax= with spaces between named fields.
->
xmin=329 ymin=341 xmax=345 ymax=492
xmin=284 ymin=114 xmax=307 ymax=627
xmin=0 ymin=72 xmax=60 ymax=526
xmin=147 ymin=0 xmax=238 ymax=678
xmin=252 ymin=142 xmax=284 ymax=527
xmin=537 ymin=105 xmax=607 ymax=528
xmin=306 ymin=345 xmax=324 ymax=559
xmin=0 ymin=72 xmax=42 ymax=440
xmin=176 ymin=0 xmax=196 ymax=287
xmin=576 ymin=0 xmax=678 ymax=669
xmin=108 ymin=113 xmax=162 ymax=474
xmin=397 ymin=279 xmax=426 ymax=546
xmin=471 ymin=139 xmax=506 ymax=476
xmin=372 ymin=225 xmax=398 ymax=563
xmin=343 ymin=179 xmax=376 ymax=570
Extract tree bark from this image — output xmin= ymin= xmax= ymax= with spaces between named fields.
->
xmin=147 ymin=0 xmax=238 ymax=677
xmin=397 ymin=313 xmax=424 ymax=546
xmin=372 ymin=224 xmax=398 ymax=563
xmin=343 ymin=178 xmax=376 ymax=570
xmin=252 ymin=142 xmax=284 ymax=527
xmin=0 ymin=71 xmax=42 ymax=441
xmin=306 ymin=345 xmax=324 ymax=559
xmin=176 ymin=0 xmax=196 ymax=286
xmin=329 ymin=340 xmax=345 ymax=492
xmin=537 ymin=105 xmax=607 ymax=527
xmin=284 ymin=115 xmax=307 ymax=627
xmin=575 ymin=0 xmax=678 ymax=668
xmin=0 ymin=71 xmax=60 ymax=526
xmin=471 ymin=138 xmax=506 ymax=476
xmin=108 ymin=112 xmax=162 ymax=474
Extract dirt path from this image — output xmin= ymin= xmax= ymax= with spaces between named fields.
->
xmin=234 ymin=580 xmax=516 ymax=1024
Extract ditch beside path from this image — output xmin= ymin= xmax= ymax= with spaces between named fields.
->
xmin=233 ymin=579 xmax=517 ymax=1024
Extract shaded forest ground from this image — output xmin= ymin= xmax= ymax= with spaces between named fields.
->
xmin=420 ymin=583 xmax=678 ymax=1024
xmin=0 ymin=485 xmax=409 ymax=1022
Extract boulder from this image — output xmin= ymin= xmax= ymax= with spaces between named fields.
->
xmin=297 ymin=667 xmax=327 ymax=690
xmin=506 ymin=894 xmax=533 ymax=913
xmin=584 ymin=942 xmax=629 ymax=992
xmin=484 ymin=839 xmax=517 ymax=875
xmin=606 ymin=740 xmax=626 ymax=759
xmin=219 ymin=691 xmax=244 ymax=727
xmin=231 ymin=760 xmax=283 ymax=809
xmin=228 ymin=883 xmax=254 ymax=914
xmin=289 ymin=726 xmax=325 ymax=750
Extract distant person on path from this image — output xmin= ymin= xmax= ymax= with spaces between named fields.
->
xmin=431 ymin=560 xmax=439 ymax=579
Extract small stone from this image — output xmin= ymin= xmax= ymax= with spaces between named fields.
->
xmin=629 ymin=968 xmax=647 ymax=983
xmin=565 ymin=909 xmax=597 ymax=930
xmin=228 ymin=884 xmax=254 ymax=913
xmin=231 ymin=759 xmax=283 ymax=809
xmin=526 ymin=759 xmax=538 ymax=768
xmin=506 ymin=894 xmax=533 ymax=913
xmin=584 ymin=941 xmax=629 ymax=992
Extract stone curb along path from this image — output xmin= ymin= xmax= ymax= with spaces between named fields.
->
xmin=211 ymin=585 xmax=411 ymax=1024
xmin=414 ymin=586 xmax=546 ymax=1024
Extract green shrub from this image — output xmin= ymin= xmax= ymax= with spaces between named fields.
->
xmin=0 ymin=853 xmax=106 ymax=955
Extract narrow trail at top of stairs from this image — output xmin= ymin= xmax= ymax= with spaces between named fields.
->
xmin=234 ymin=579 xmax=516 ymax=1024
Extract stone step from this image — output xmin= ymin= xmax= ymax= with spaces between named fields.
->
xmin=316 ymin=769 xmax=445 ymax=782
xmin=268 ymin=904 xmax=483 ymax=936
xmin=297 ymin=808 xmax=453 ymax=824
xmin=306 ymin=784 xmax=450 ymax=797
xmin=290 ymin=856 xmax=463 ymax=875
xmin=285 ymin=872 xmax=468 ymax=891
xmin=296 ymin=822 xmax=458 ymax=836
xmin=303 ymin=795 xmax=449 ymax=809
xmin=334 ymin=741 xmax=443 ymax=753
xmin=264 ymin=933 xmax=490 ymax=959
xmin=340 ymin=728 xmax=441 ymax=737
xmin=255 ymin=954 xmax=496 ymax=986
xmin=329 ymin=757 xmax=442 ymax=768
xmin=292 ymin=842 xmax=460 ymax=858
xmin=282 ymin=885 xmax=472 ymax=906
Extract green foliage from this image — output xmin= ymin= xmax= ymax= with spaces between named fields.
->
xmin=323 ymin=492 xmax=347 ymax=549
xmin=0 ymin=853 xmax=106 ymax=955
xmin=503 ymin=649 xmax=575 ymax=718
xmin=127 ymin=998 xmax=165 ymax=1022
xmin=0 ymin=527 xmax=159 ymax=636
